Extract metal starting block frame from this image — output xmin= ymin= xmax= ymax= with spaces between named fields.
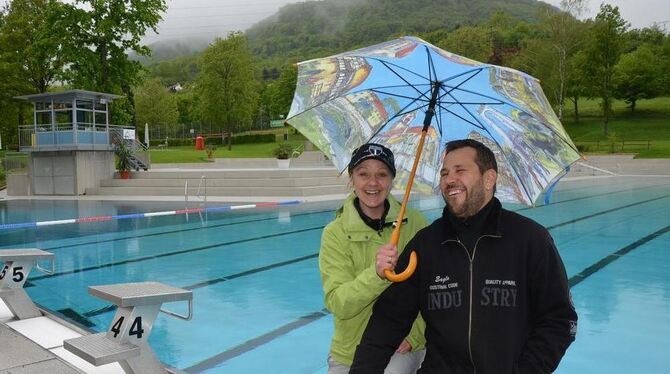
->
xmin=64 ymin=281 xmax=193 ymax=374
xmin=0 ymin=248 xmax=55 ymax=320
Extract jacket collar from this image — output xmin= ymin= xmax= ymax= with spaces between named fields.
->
xmin=336 ymin=192 xmax=402 ymax=234
xmin=440 ymin=197 xmax=503 ymax=241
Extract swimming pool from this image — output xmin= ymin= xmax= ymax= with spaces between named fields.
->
xmin=1 ymin=175 xmax=669 ymax=373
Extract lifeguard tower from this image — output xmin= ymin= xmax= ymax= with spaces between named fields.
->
xmin=9 ymin=90 xmax=149 ymax=195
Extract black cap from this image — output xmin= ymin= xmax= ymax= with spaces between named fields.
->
xmin=347 ymin=143 xmax=396 ymax=177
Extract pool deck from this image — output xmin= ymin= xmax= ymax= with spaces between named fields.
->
xmin=0 ymin=154 xmax=668 ymax=373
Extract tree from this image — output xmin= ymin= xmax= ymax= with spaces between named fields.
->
xmin=432 ymin=26 xmax=493 ymax=63
xmin=564 ymin=50 xmax=590 ymax=122
xmin=150 ymin=54 xmax=200 ymax=86
xmin=624 ymin=25 xmax=666 ymax=53
xmin=194 ymin=32 xmax=259 ymax=149
xmin=0 ymin=0 xmax=66 ymax=93
xmin=0 ymin=0 xmax=56 ymax=146
xmin=60 ymin=0 xmax=167 ymax=125
xmin=267 ymin=63 xmax=297 ymax=119
xmin=612 ymin=45 xmax=662 ymax=111
xmin=134 ymin=78 xmax=179 ymax=141
xmin=662 ymin=36 xmax=670 ymax=95
xmin=538 ymin=0 xmax=587 ymax=119
xmin=582 ymin=4 xmax=628 ymax=136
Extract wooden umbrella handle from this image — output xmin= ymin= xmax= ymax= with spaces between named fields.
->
xmin=383 ymin=129 xmax=428 ymax=282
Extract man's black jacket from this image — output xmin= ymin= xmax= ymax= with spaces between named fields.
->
xmin=350 ymin=198 xmax=577 ymax=374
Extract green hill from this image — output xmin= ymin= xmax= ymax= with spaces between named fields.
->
xmin=146 ymin=0 xmax=556 ymax=79
xmin=246 ymin=0 xmax=553 ymax=68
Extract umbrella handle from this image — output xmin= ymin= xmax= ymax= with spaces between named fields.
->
xmin=384 ymin=250 xmax=417 ymax=282
xmin=382 ymin=126 xmax=431 ymax=283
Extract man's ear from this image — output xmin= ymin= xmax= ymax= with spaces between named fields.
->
xmin=484 ymin=169 xmax=497 ymax=191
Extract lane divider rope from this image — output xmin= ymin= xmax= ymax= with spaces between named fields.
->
xmin=0 ymin=200 xmax=302 ymax=230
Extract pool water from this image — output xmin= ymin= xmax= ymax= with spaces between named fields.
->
xmin=1 ymin=175 xmax=669 ymax=373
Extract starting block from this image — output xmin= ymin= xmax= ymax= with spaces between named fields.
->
xmin=0 ymin=248 xmax=55 ymax=320
xmin=64 ymin=281 xmax=193 ymax=374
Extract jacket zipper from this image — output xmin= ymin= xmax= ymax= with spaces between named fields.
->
xmin=445 ymin=234 xmax=501 ymax=374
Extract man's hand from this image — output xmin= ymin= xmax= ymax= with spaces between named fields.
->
xmin=375 ymin=243 xmax=398 ymax=279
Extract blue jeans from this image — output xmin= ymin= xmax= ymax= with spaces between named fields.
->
xmin=327 ymin=350 xmax=425 ymax=374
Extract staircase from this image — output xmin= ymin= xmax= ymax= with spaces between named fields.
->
xmin=85 ymin=152 xmax=349 ymax=198
xmin=129 ymin=154 xmax=149 ymax=171
xmin=87 ymin=169 xmax=347 ymax=197
xmin=109 ymin=127 xmax=150 ymax=171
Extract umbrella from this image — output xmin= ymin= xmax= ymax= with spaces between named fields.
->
xmin=144 ymin=123 xmax=150 ymax=147
xmin=286 ymin=36 xmax=581 ymax=281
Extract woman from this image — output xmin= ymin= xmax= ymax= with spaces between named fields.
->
xmin=319 ymin=143 xmax=428 ymax=374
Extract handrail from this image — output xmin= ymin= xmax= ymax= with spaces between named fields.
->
xmin=160 ymin=298 xmax=193 ymax=321
xmin=196 ymin=176 xmax=207 ymax=206
xmin=36 ymin=258 xmax=55 ymax=275
xmin=109 ymin=126 xmax=150 ymax=170
xmin=184 ymin=176 xmax=206 ymax=208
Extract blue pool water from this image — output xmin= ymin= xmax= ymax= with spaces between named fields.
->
xmin=1 ymin=175 xmax=669 ymax=373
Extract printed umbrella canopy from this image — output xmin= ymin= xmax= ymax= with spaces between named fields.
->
xmin=286 ymin=36 xmax=581 ymax=281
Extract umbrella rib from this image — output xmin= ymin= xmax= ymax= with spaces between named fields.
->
xmin=444 ymin=86 xmax=580 ymax=155
xmin=439 ymin=68 xmax=510 ymax=106
xmin=369 ymin=57 xmax=432 ymax=83
xmin=389 ymin=104 xmax=430 ymax=123
xmin=369 ymin=88 xmax=431 ymax=103
xmin=440 ymin=106 xmax=487 ymax=131
xmin=286 ymin=57 xmax=432 ymax=121
xmin=441 ymin=68 xmax=483 ymax=94
xmin=374 ymin=58 xmax=432 ymax=102
xmin=435 ymin=94 xmax=444 ymax=137
xmin=365 ymin=92 xmax=433 ymax=141
xmin=427 ymin=45 xmax=439 ymax=89
xmin=439 ymin=67 xmax=580 ymax=155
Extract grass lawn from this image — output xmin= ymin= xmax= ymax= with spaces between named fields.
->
xmin=149 ymin=140 xmax=305 ymax=163
xmin=562 ymin=97 xmax=670 ymax=158
xmin=148 ymin=97 xmax=670 ymax=164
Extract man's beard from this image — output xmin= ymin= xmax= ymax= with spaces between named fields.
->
xmin=443 ymin=180 xmax=486 ymax=219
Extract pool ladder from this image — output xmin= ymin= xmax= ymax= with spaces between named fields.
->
xmin=184 ymin=176 xmax=207 ymax=222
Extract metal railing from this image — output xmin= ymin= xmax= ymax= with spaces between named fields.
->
xmin=184 ymin=176 xmax=208 ymax=206
xmin=575 ymin=140 xmax=652 ymax=153
xmin=108 ymin=126 xmax=151 ymax=170
xmin=2 ymin=152 xmax=29 ymax=176
xmin=184 ymin=176 xmax=208 ymax=223
xmin=19 ymin=123 xmax=118 ymax=151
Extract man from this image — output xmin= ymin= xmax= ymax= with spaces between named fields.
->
xmin=350 ymin=139 xmax=577 ymax=374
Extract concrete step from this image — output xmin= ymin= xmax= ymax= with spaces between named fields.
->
xmin=129 ymin=169 xmax=341 ymax=179
xmin=86 ymin=184 xmax=349 ymax=196
xmin=86 ymin=163 xmax=351 ymax=197
xmin=100 ymin=176 xmax=347 ymax=188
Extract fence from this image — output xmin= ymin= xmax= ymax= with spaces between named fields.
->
xmin=575 ymin=140 xmax=651 ymax=153
xmin=146 ymin=120 xmax=283 ymax=141
xmin=2 ymin=152 xmax=29 ymax=176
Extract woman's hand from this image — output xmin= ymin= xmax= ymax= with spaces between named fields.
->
xmin=396 ymin=339 xmax=413 ymax=353
xmin=375 ymin=243 xmax=398 ymax=279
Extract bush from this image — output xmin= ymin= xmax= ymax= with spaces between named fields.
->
xmin=273 ymin=143 xmax=294 ymax=159
xmin=205 ymin=144 xmax=217 ymax=159
xmin=115 ymin=142 xmax=134 ymax=171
